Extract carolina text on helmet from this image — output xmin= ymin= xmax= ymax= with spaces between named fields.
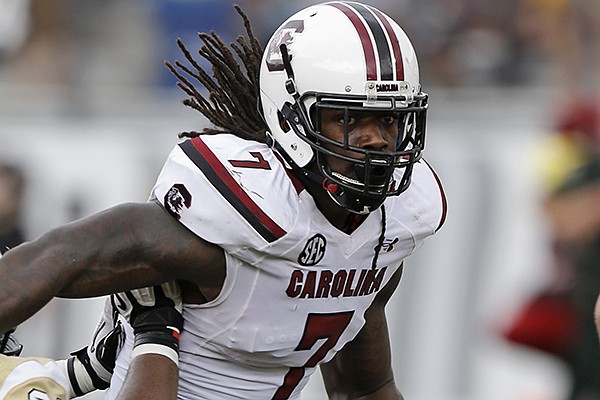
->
xmin=376 ymin=83 xmax=399 ymax=92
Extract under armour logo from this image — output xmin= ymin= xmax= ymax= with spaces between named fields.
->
xmin=381 ymin=237 xmax=399 ymax=252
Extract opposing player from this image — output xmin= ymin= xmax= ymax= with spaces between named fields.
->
xmin=0 ymin=2 xmax=446 ymax=399
xmin=0 ymin=284 xmax=183 ymax=400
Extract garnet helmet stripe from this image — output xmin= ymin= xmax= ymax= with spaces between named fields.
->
xmin=350 ymin=3 xmax=394 ymax=80
xmin=328 ymin=2 xmax=378 ymax=80
xmin=328 ymin=2 xmax=402 ymax=81
xmin=369 ymin=6 xmax=404 ymax=80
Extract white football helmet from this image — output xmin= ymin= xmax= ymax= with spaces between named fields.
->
xmin=259 ymin=1 xmax=428 ymax=214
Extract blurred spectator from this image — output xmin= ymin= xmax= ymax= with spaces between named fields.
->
xmin=504 ymin=99 xmax=600 ymax=400
xmin=2 ymin=0 xmax=156 ymax=92
xmin=5 ymin=0 xmax=595 ymax=91
xmin=0 ymin=162 xmax=25 ymax=254
xmin=404 ymin=0 xmax=518 ymax=86
xmin=1 ymin=0 xmax=76 ymax=84
xmin=0 ymin=0 xmax=31 ymax=62
xmin=516 ymin=0 xmax=600 ymax=93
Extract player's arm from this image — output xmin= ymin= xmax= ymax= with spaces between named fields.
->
xmin=320 ymin=265 xmax=404 ymax=400
xmin=0 ymin=201 xmax=224 ymax=333
xmin=117 ymin=354 xmax=178 ymax=400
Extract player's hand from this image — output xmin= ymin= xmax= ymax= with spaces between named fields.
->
xmin=61 ymin=282 xmax=184 ymax=396
xmin=61 ymin=298 xmax=125 ymax=396
xmin=112 ymin=282 xmax=184 ymax=366
xmin=0 ymin=327 xmax=23 ymax=356
xmin=111 ymin=281 xmax=182 ymax=324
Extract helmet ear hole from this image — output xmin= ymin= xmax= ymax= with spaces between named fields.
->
xmin=277 ymin=111 xmax=291 ymax=133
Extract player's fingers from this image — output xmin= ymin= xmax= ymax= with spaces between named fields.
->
xmin=153 ymin=285 xmax=175 ymax=308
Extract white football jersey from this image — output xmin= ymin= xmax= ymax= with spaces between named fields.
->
xmin=0 ymin=355 xmax=70 ymax=400
xmin=108 ymin=134 xmax=446 ymax=400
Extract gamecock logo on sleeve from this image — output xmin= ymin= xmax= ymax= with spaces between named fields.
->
xmin=164 ymin=183 xmax=192 ymax=220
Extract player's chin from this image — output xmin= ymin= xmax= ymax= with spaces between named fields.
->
xmin=324 ymin=156 xmax=360 ymax=180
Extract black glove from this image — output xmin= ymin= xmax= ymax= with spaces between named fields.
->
xmin=112 ymin=282 xmax=183 ymax=366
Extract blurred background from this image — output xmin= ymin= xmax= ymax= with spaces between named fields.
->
xmin=1 ymin=0 xmax=600 ymax=399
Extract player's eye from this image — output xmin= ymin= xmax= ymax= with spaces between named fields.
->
xmin=338 ymin=114 xmax=357 ymax=126
xmin=381 ymin=114 xmax=397 ymax=125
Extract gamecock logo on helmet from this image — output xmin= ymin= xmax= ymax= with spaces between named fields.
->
xmin=266 ymin=20 xmax=304 ymax=72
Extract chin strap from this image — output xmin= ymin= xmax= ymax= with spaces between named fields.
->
xmin=280 ymin=44 xmax=299 ymax=98
xmin=322 ymin=179 xmax=340 ymax=194
xmin=268 ymin=133 xmax=323 ymax=185
xmin=275 ymin=45 xmax=335 ymax=194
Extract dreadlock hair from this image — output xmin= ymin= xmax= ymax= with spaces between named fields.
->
xmin=371 ymin=205 xmax=386 ymax=270
xmin=165 ymin=5 xmax=268 ymax=143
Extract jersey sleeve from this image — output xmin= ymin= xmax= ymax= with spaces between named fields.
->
xmin=0 ymin=355 xmax=70 ymax=400
xmin=392 ymin=158 xmax=447 ymax=243
xmin=418 ymin=159 xmax=447 ymax=233
xmin=149 ymin=135 xmax=298 ymax=256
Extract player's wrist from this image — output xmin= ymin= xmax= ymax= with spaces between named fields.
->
xmin=131 ymin=341 xmax=180 ymax=366
xmin=57 ymin=312 xmax=124 ymax=397
xmin=130 ymin=304 xmax=183 ymax=367
xmin=132 ymin=326 xmax=181 ymax=366
xmin=56 ymin=351 xmax=108 ymax=398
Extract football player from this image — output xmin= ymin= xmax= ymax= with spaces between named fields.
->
xmin=0 ymin=2 xmax=446 ymax=399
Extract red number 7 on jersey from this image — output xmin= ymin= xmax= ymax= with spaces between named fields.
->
xmin=228 ymin=152 xmax=271 ymax=169
xmin=272 ymin=311 xmax=354 ymax=399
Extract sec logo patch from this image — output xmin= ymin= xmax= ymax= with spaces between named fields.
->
xmin=298 ymin=234 xmax=326 ymax=266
